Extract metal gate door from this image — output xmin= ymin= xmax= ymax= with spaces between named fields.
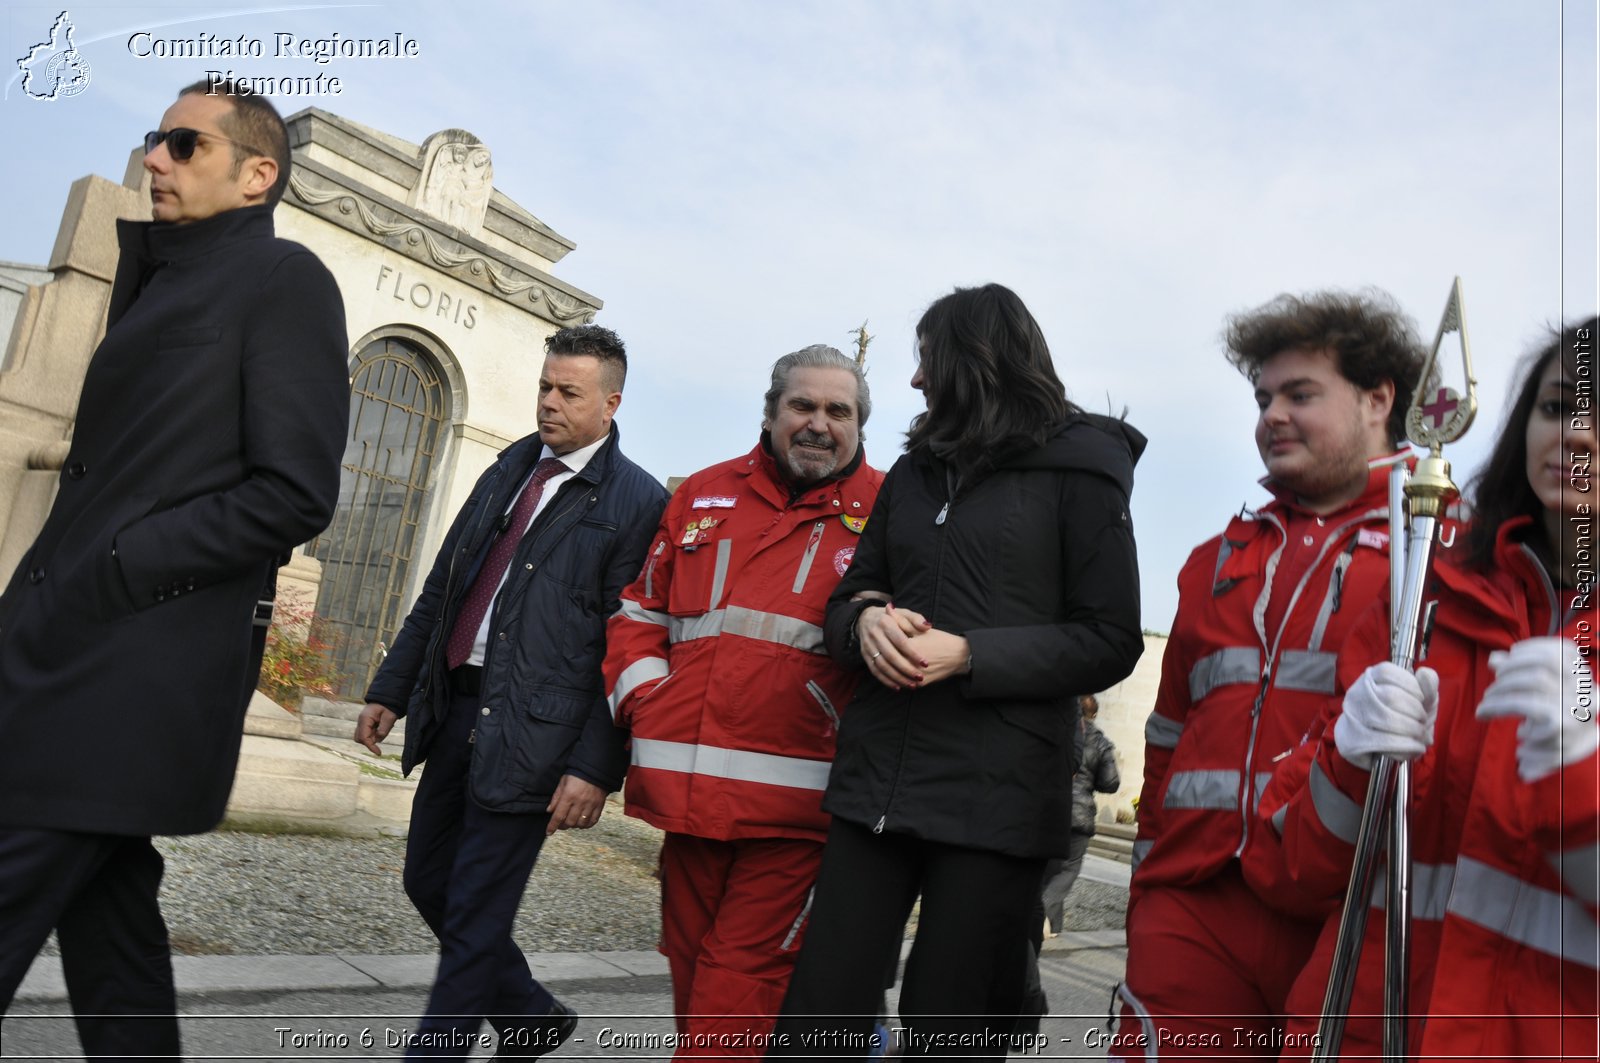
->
xmin=307 ymin=337 xmax=446 ymax=698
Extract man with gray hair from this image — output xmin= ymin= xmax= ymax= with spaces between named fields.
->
xmin=604 ymin=345 xmax=884 ymax=1055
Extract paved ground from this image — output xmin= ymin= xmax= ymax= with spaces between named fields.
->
xmin=7 ymin=853 xmax=1132 ymax=1062
xmin=6 ymin=935 xmax=1128 ymax=1061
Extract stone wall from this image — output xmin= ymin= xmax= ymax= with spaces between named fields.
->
xmin=1085 ymin=632 xmax=1164 ymax=824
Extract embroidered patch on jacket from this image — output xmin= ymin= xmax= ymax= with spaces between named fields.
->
xmin=833 ymin=547 xmax=856 ymax=576
xmin=841 ymin=515 xmax=867 ymax=534
xmin=692 ymin=495 xmax=739 ymax=509
xmin=1357 ymin=528 xmax=1390 ymax=550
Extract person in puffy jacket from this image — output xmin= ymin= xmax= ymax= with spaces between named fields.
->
xmin=1042 ymin=694 xmax=1122 ymax=935
xmin=770 ymin=282 xmax=1144 ymax=1061
xmin=1255 ymin=316 xmax=1598 ymax=1062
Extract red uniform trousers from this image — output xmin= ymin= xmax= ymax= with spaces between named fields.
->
xmin=660 ymin=833 xmax=824 ymax=1058
xmin=1114 ymin=867 xmax=1322 ymax=1061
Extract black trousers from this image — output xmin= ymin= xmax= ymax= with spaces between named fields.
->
xmin=770 ymin=818 xmax=1044 ymax=1062
xmin=401 ymin=685 xmax=555 ymax=1059
xmin=0 ymin=828 xmax=178 ymax=1061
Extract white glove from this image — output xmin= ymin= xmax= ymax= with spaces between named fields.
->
xmin=1334 ymin=662 xmax=1440 ymax=770
xmin=1476 ymin=637 xmax=1600 ymax=783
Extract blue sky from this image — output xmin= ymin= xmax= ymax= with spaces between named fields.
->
xmin=3 ymin=1 xmax=1595 ymax=630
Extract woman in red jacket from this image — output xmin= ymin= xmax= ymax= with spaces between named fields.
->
xmin=1258 ymin=316 xmax=1598 ymax=1060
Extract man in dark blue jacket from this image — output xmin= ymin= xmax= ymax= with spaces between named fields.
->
xmin=356 ymin=324 xmax=668 ymax=1059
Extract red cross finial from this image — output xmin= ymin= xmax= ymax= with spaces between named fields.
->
xmin=1421 ymin=388 xmax=1458 ymax=428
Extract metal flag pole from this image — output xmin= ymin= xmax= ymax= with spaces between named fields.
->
xmin=1312 ymin=278 xmax=1477 ymax=1061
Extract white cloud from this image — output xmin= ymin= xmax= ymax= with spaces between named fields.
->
xmin=0 ymin=0 xmax=1588 ymax=627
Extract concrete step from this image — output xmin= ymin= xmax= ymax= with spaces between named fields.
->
xmin=228 ymin=734 xmax=360 ymax=820
xmin=300 ymin=696 xmax=369 ymax=722
xmin=299 ymin=712 xmax=406 ymax=742
xmin=1087 ymin=822 xmax=1135 ymax=864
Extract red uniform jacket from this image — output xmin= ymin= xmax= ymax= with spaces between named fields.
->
xmin=1260 ymin=517 xmax=1599 ymax=1062
xmin=1132 ymin=458 xmax=1407 ymax=916
xmin=603 ymin=443 xmax=884 ymax=841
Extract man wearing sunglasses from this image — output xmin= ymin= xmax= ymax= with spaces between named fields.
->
xmin=0 ymin=79 xmax=349 ymax=1058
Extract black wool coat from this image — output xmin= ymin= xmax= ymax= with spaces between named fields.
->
xmin=821 ymin=414 xmax=1146 ymax=859
xmin=365 ymin=427 xmax=669 ymax=812
xmin=0 ymin=204 xmax=350 ymax=836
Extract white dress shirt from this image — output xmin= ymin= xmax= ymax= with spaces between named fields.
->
xmin=465 ymin=431 xmax=609 ymax=666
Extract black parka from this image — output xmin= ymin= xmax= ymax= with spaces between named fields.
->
xmin=821 ymin=414 xmax=1145 ymax=858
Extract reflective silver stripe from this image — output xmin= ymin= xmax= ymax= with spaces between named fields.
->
xmin=1188 ymin=647 xmax=1260 ymax=702
xmin=1269 ymin=804 xmax=1288 ymax=836
xmin=780 ymin=886 xmax=815 ymax=951
xmin=1162 ymin=769 xmax=1240 ymax=810
xmin=1370 ymin=861 xmax=1455 ymax=921
xmin=671 ymin=612 xmax=725 ymax=642
xmin=1551 ymin=842 xmax=1600 ymax=907
xmin=1144 ymin=713 xmax=1184 ymax=749
xmin=669 ymin=606 xmax=826 ymax=654
xmin=1449 ymin=856 xmax=1600 ymax=970
xmin=1131 ymin=839 xmax=1154 ymax=871
xmin=1305 ymin=548 xmax=1353 ymax=652
xmin=1210 ymin=538 xmax=1235 ymax=593
xmin=608 ymin=657 xmax=669 ymax=718
xmin=632 ymin=737 xmax=831 ymax=791
xmin=616 ymin=598 xmax=669 ymax=627
xmin=1275 ymin=649 xmax=1337 ymax=694
xmin=1252 ymin=512 xmax=1287 ymax=652
xmin=1257 ymin=506 xmax=1384 ymax=660
xmin=709 ymin=538 xmax=732 ymax=609
xmin=1113 ymin=982 xmax=1159 ymax=1062
xmin=1251 ymin=771 xmax=1274 ymax=814
xmin=792 ymin=521 xmax=826 ymax=594
xmin=643 ymin=540 xmax=665 ymax=599
xmin=724 ymin=606 xmax=825 ymax=653
xmin=1309 ymin=761 xmax=1362 ymax=844
xmin=806 ymin=680 xmax=839 ymax=729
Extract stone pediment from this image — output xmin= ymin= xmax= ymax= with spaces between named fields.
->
xmin=283 ymin=107 xmax=576 ymax=270
xmin=288 ymin=158 xmax=601 ymax=327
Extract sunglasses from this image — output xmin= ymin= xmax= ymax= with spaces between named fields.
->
xmin=143 ymin=127 xmax=265 ymax=162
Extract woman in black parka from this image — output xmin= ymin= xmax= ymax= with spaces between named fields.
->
xmin=771 ymin=283 xmax=1144 ymax=1060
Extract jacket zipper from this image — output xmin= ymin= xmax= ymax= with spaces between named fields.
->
xmin=806 ymin=679 xmax=840 ymax=733
xmin=643 ymin=540 xmax=666 ymax=599
xmin=791 ymin=521 xmax=827 ymax=593
xmin=876 ymin=466 xmax=958 ymax=834
xmin=450 ymin=474 xmax=505 ymax=748
xmin=468 ymin=480 xmax=592 ymax=748
xmin=1233 ymin=506 xmax=1385 ymax=858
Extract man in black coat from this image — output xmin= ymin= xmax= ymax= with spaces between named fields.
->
xmin=0 ymin=80 xmax=349 ymax=1057
xmin=354 ymin=324 xmax=668 ymax=1059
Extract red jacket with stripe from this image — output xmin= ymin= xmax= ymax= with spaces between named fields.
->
xmin=1130 ymin=458 xmax=1407 ymax=915
xmin=1258 ymin=517 xmax=1598 ymax=1061
xmin=602 ymin=443 xmax=884 ymax=842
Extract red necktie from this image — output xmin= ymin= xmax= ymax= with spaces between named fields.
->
xmin=445 ymin=457 xmax=567 ymax=669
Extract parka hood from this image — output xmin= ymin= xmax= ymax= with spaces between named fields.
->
xmin=1001 ymin=412 xmax=1146 ymax=496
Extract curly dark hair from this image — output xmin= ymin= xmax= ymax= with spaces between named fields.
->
xmin=908 ymin=283 xmax=1076 ymax=485
xmin=1225 ymin=290 xmax=1431 ymax=447
xmin=1463 ymin=316 xmax=1598 ymax=570
xmin=545 ymin=324 xmax=628 ymax=393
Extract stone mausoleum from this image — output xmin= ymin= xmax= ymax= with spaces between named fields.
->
xmin=0 ymin=107 xmax=604 ymax=700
